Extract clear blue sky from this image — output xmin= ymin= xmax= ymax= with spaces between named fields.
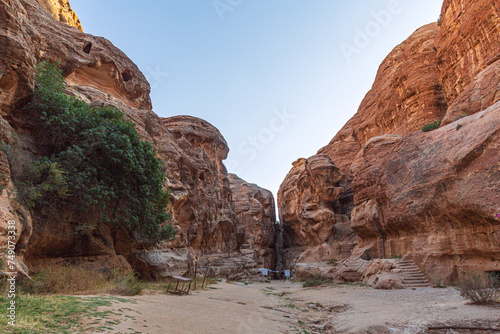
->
xmin=70 ymin=0 xmax=443 ymax=204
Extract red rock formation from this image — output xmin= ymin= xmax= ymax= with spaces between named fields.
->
xmin=435 ymin=0 xmax=500 ymax=109
xmin=280 ymin=0 xmax=500 ymax=281
xmin=228 ymin=173 xmax=276 ymax=268
xmin=162 ymin=115 xmax=240 ymax=254
xmin=36 ymin=0 xmax=83 ymax=31
xmin=0 ymin=0 xmax=151 ymax=116
xmin=436 ymin=0 xmax=500 ymax=125
xmin=349 ymin=102 xmax=500 ymax=280
xmin=318 ymin=24 xmax=447 ymax=173
xmin=0 ymin=0 xmax=274 ymax=280
xmin=0 ymin=150 xmax=32 ymax=277
xmin=278 ymin=155 xmax=358 ymax=265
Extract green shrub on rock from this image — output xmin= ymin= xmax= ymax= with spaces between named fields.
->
xmin=422 ymin=119 xmax=442 ymax=132
xmin=19 ymin=61 xmax=174 ymax=242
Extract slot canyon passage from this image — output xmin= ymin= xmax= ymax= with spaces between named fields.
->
xmin=0 ymin=0 xmax=499 ymax=333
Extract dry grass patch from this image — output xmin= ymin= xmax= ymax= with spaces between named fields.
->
xmin=16 ymin=264 xmax=143 ymax=296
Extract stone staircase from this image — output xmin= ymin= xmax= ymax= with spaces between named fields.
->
xmin=397 ymin=259 xmax=431 ymax=288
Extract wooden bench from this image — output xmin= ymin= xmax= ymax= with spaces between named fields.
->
xmin=167 ymin=276 xmax=192 ymax=294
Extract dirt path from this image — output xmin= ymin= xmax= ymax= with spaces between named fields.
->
xmin=87 ymin=282 xmax=300 ymax=334
xmin=87 ymin=281 xmax=500 ymax=334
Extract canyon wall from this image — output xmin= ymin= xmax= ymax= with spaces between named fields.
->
xmin=228 ymin=173 xmax=276 ymax=269
xmin=279 ymin=0 xmax=500 ymax=281
xmin=0 ymin=0 xmax=275 ymax=280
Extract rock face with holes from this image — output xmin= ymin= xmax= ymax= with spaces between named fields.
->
xmin=228 ymin=173 xmax=276 ymax=269
xmin=0 ymin=0 xmax=275 ymax=280
xmin=280 ymin=0 xmax=500 ymax=282
xmin=0 ymin=0 xmax=151 ymax=116
xmin=0 ymin=150 xmax=33 ymax=277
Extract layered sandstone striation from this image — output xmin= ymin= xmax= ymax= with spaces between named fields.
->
xmin=436 ymin=0 xmax=500 ymax=111
xmin=279 ymin=0 xmax=500 ymax=281
xmin=0 ymin=0 xmax=274 ymax=280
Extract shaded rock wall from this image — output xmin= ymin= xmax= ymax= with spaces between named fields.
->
xmin=36 ymin=0 xmax=83 ymax=31
xmin=277 ymin=155 xmax=359 ymax=265
xmin=228 ymin=173 xmax=276 ymax=269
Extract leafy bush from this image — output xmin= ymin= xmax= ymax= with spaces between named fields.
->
xmin=19 ymin=61 xmax=174 ymax=242
xmin=422 ymin=119 xmax=442 ymax=132
xmin=456 ymin=272 xmax=499 ymax=304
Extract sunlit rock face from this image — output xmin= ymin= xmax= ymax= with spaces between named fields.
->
xmin=436 ymin=0 xmax=500 ymax=125
xmin=1 ymin=0 xmax=276 ymax=280
xmin=279 ymin=0 xmax=500 ymax=281
xmin=317 ymin=24 xmax=447 ymax=174
xmin=349 ymin=104 xmax=500 ymax=280
xmin=36 ymin=0 xmax=83 ymax=31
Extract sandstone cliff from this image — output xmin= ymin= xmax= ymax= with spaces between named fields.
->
xmin=228 ymin=173 xmax=276 ymax=269
xmin=277 ymin=155 xmax=359 ymax=266
xmin=0 ymin=0 xmax=275 ymax=280
xmin=436 ymin=0 xmax=500 ymax=124
xmin=36 ymin=0 xmax=83 ymax=31
xmin=279 ymin=0 xmax=500 ymax=281
xmin=318 ymin=24 xmax=448 ymax=173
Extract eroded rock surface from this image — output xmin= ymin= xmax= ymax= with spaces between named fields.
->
xmin=228 ymin=173 xmax=276 ymax=268
xmin=280 ymin=0 xmax=500 ymax=281
xmin=36 ymin=0 xmax=83 ymax=31
xmin=318 ymin=24 xmax=447 ymax=173
xmin=0 ymin=0 xmax=151 ymax=116
xmin=278 ymin=155 xmax=358 ymax=265
xmin=350 ymin=103 xmax=500 ymax=279
xmin=0 ymin=0 xmax=275 ymax=280
xmin=436 ymin=0 xmax=500 ymax=112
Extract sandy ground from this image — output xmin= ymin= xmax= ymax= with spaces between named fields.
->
xmin=87 ymin=281 xmax=500 ymax=334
